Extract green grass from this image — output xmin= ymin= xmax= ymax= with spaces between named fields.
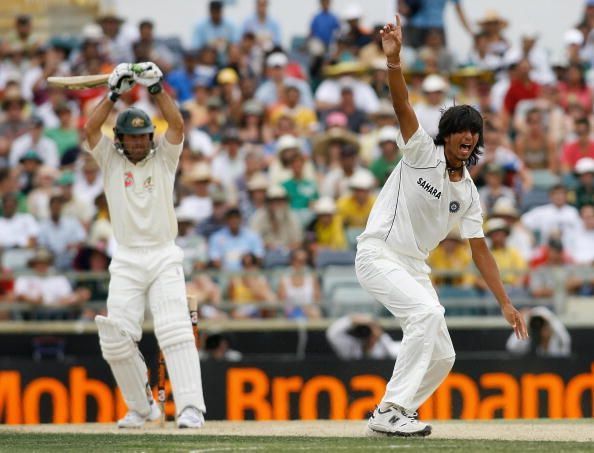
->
xmin=0 ymin=434 xmax=592 ymax=453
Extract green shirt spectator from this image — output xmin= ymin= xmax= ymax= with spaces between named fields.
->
xmin=370 ymin=126 xmax=401 ymax=187
xmin=44 ymin=102 xmax=79 ymax=157
xmin=282 ymin=153 xmax=318 ymax=209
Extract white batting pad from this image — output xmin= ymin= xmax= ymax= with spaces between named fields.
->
xmin=96 ymin=315 xmax=152 ymax=415
xmin=154 ymin=319 xmax=206 ymax=414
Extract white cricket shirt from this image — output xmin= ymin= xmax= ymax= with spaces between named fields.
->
xmin=85 ymin=134 xmax=182 ymax=247
xmin=358 ymin=127 xmax=484 ymax=261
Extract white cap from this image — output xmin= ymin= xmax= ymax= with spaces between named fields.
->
xmin=342 ymin=3 xmax=363 ymax=20
xmin=185 ymin=163 xmax=211 ymax=182
xmin=377 ymin=126 xmax=399 ymax=144
xmin=349 ymin=172 xmax=375 ymax=190
xmin=491 ymin=197 xmax=519 ymax=218
xmin=82 ymin=23 xmax=103 ymax=40
xmin=247 ymin=172 xmax=269 ymax=191
xmin=575 ymin=157 xmax=594 ymax=174
xmin=564 ymin=29 xmax=584 ymax=46
xmin=276 ymin=134 xmax=301 ymax=153
xmin=266 ymin=185 xmax=287 ymax=199
xmin=314 ymin=197 xmax=336 ymax=215
xmin=266 ymin=52 xmax=288 ymax=67
xmin=520 ymin=25 xmax=539 ymax=39
xmin=484 ymin=218 xmax=510 ymax=235
xmin=422 ymin=74 xmax=448 ymax=93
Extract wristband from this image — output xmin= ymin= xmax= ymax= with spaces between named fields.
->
xmin=148 ymin=81 xmax=163 ymax=95
xmin=108 ymin=91 xmax=120 ymax=102
xmin=386 ymin=61 xmax=401 ymax=71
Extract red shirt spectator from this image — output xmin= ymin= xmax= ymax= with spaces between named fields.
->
xmin=504 ymin=59 xmax=539 ymax=115
xmin=561 ymin=117 xmax=594 ymax=172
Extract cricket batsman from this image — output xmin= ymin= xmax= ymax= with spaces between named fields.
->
xmin=355 ymin=17 xmax=528 ymax=437
xmin=84 ymin=62 xmax=205 ymax=428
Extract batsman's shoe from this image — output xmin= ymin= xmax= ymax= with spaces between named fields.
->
xmin=367 ymin=405 xmax=431 ymax=437
xmin=117 ymin=403 xmax=161 ymax=429
xmin=177 ymin=406 xmax=205 ymax=429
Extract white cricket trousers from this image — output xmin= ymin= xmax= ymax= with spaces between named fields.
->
xmin=355 ymin=238 xmax=455 ymax=412
xmin=106 ymin=241 xmax=206 ymax=413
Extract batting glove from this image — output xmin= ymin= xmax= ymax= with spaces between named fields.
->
xmin=108 ymin=63 xmax=136 ymax=97
xmin=133 ymin=61 xmax=164 ymax=94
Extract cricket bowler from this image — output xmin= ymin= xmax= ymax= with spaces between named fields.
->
xmin=355 ymin=17 xmax=528 ymax=437
xmin=84 ymin=62 xmax=206 ymax=428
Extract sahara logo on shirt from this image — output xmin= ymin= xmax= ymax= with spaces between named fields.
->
xmin=417 ymin=177 xmax=441 ymax=199
xmin=124 ymin=171 xmax=134 ymax=187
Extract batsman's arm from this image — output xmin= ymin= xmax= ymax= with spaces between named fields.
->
xmin=153 ymin=90 xmax=184 ymax=145
xmin=84 ymin=96 xmax=116 ymax=150
xmin=382 ymin=15 xmax=419 ymax=143
xmin=468 ymin=237 xmax=528 ymax=340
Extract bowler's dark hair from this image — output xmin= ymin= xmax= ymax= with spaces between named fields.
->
xmin=434 ymin=105 xmax=484 ymax=168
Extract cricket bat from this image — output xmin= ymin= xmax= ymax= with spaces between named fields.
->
xmin=47 ymin=74 xmax=110 ymax=89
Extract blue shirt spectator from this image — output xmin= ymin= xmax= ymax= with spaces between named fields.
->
xmin=310 ymin=0 xmax=341 ymax=47
xmin=242 ymin=0 xmax=282 ymax=48
xmin=208 ymin=208 xmax=264 ymax=271
xmin=191 ymin=1 xmax=239 ymax=51
xmin=255 ymin=52 xmax=314 ymax=109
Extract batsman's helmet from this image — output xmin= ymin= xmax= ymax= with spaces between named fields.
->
xmin=114 ymin=107 xmax=154 ymax=136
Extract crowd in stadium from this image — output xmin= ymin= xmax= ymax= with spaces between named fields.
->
xmin=0 ymin=0 xmax=594 ymax=322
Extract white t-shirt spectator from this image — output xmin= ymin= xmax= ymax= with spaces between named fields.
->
xmin=326 ymin=316 xmax=400 ymax=360
xmin=0 ymin=213 xmax=40 ymax=248
xmin=14 ymin=274 xmax=73 ymax=306
xmin=521 ymin=203 xmax=582 ymax=245
xmin=10 ymin=134 xmax=60 ymax=168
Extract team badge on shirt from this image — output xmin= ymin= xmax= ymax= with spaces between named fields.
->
xmin=124 ymin=171 xmax=134 ymax=187
xmin=449 ymin=201 xmax=460 ymax=213
xmin=143 ymin=176 xmax=154 ymax=192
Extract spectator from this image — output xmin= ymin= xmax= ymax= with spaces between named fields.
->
xmin=277 ymin=248 xmax=322 ymax=319
xmin=400 ymin=0 xmax=473 ymax=49
xmin=369 ymin=126 xmax=401 ymax=187
xmin=476 ymin=10 xmax=510 ymax=57
xmin=315 ymin=64 xmax=380 ymax=114
xmin=211 ymin=128 xmax=246 ymax=196
xmin=175 ymin=203 xmax=209 ymax=274
xmin=306 ymin=197 xmax=346 ymax=250
xmin=4 ymin=15 xmax=41 ymax=56
xmin=427 ymin=230 xmax=474 ymax=288
xmin=178 ymin=163 xmax=214 ymax=224
xmin=414 ymin=75 xmax=453 ymax=139
xmin=333 ymin=85 xmax=367 ymax=133
xmin=242 ymin=0 xmax=282 ymax=49
xmin=134 ymin=20 xmax=175 ymax=73
xmin=208 ymin=208 xmax=264 ymax=271
xmin=241 ymin=172 xmax=269 ymax=221
xmin=503 ymin=58 xmax=540 ymax=123
xmin=74 ymin=157 xmax=103 ymax=206
xmin=476 ymin=218 xmax=527 ymax=291
xmin=326 ymin=314 xmax=400 ymax=359
xmin=490 ymin=197 xmax=534 ymax=261
xmin=191 ymin=1 xmax=238 ymax=54
xmin=38 ymin=194 xmax=86 ymax=270
xmin=96 ymin=11 xmax=138 ymax=63
xmin=417 ymin=27 xmax=457 ymax=73
xmin=166 ymin=51 xmax=203 ymax=103
xmin=557 ymin=63 xmax=592 ymax=115
xmin=321 ymin=142 xmax=374 ymax=199
xmin=269 ymin=134 xmax=316 ymax=186
xmin=513 ymin=107 xmax=557 ymax=174
xmin=506 ymin=26 xmax=554 ymax=85
xmin=521 ymin=185 xmax=582 ymax=245
xmin=26 ymin=166 xmax=58 ymax=220
xmin=249 ymin=185 xmax=303 ymax=252
xmin=269 ymin=85 xmax=318 ymax=135
xmin=17 ymin=150 xmax=43 ymax=195
xmin=0 ymin=93 xmax=29 ymax=146
xmin=338 ymin=3 xmax=372 ymax=52
xmin=573 ymin=157 xmax=594 ymax=209
xmin=186 ymin=273 xmax=225 ymax=320
xmin=14 ymin=248 xmax=91 ymax=318
xmin=309 ymin=0 xmax=341 ymax=49
xmin=282 ymin=152 xmax=319 ymax=211
xmin=529 ymin=238 xmax=584 ymax=298
xmin=57 ymin=171 xmax=94 ymax=228
xmin=506 ymin=307 xmax=570 ymax=357
xmin=566 ymin=205 xmax=594 ymax=265
xmin=201 ymin=333 xmax=242 ymax=361
xmin=228 ymin=253 xmax=276 ymax=318
xmin=255 ymin=52 xmax=314 ymax=109
xmin=197 ymin=190 xmax=228 ymax=240
xmin=10 ymin=116 xmax=59 ymax=168
xmin=465 ymin=31 xmax=503 ymax=71
xmin=0 ymin=192 xmax=39 ymax=248
xmin=198 ymin=97 xmax=225 ymax=145
xmin=478 ymin=163 xmax=516 ymax=216
xmin=561 ymin=117 xmax=594 ymax=174
xmin=336 ymin=172 xmax=376 ymax=228
xmin=43 ymin=103 xmax=79 ymax=158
